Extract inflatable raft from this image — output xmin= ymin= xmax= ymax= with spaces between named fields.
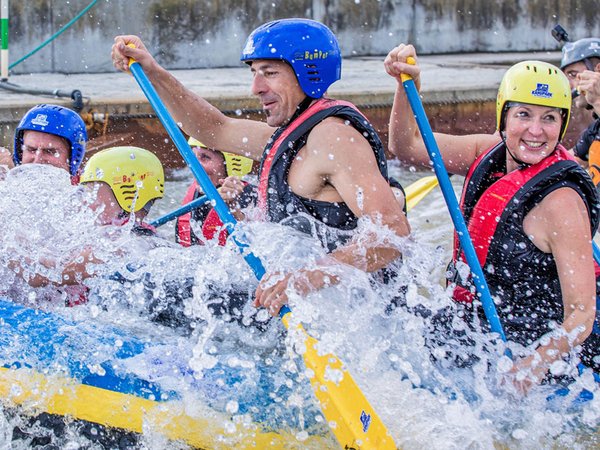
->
xmin=0 ymin=299 xmax=337 ymax=448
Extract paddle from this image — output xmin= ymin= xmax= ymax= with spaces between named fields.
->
xmin=400 ymin=58 xmax=508 ymax=344
xmin=149 ymin=194 xmax=209 ymax=228
xmin=152 ymin=173 xmax=439 ymax=228
xmin=404 ymin=175 xmax=438 ymax=212
xmin=125 ymin=47 xmax=396 ymax=449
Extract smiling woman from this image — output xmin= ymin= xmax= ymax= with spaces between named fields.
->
xmin=502 ymin=103 xmax=563 ymax=170
xmin=386 ymin=45 xmax=600 ymax=395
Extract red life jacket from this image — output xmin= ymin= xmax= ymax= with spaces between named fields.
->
xmin=176 ymin=181 xmax=227 ymax=246
xmin=64 ymin=284 xmax=89 ymax=307
xmin=450 ymin=143 xmax=600 ymax=305
xmin=176 ymin=182 xmax=200 ymax=247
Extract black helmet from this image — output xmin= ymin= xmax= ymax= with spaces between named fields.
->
xmin=560 ymin=37 xmax=600 ymax=70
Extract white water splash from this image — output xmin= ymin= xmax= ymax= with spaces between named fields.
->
xmin=0 ymin=165 xmax=598 ymax=449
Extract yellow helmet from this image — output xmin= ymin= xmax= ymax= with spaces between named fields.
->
xmin=496 ymin=60 xmax=571 ymax=140
xmin=223 ymin=152 xmax=254 ymax=178
xmin=81 ymin=146 xmax=165 ymax=213
xmin=187 ymin=136 xmax=207 ymax=148
xmin=188 ymin=135 xmax=253 ymax=178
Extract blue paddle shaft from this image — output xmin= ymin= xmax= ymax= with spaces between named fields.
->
xmin=128 ymin=61 xmax=265 ymax=280
xmin=150 ymin=195 xmax=210 ymax=228
xmin=402 ymin=78 xmax=508 ymax=343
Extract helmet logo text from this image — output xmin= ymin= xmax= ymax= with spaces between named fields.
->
xmin=531 ymin=83 xmax=553 ymax=99
xmin=297 ymin=50 xmax=329 ymax=61
xmin=360 ymin=410 xmax=371 ymax=432
xmin=31 ymin=114 xmax=49 ymax=127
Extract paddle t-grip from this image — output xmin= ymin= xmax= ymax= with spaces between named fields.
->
xmin=400 ymin=56 xmax=417 ymax=83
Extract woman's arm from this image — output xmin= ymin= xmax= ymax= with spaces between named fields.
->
xmin=513 ymin=187 xmax=596 ymax=392
xmin=384 ymin=44 xmax=498 ymax=176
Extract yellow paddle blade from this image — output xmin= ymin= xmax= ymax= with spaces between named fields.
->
xmin=404 ymin=175 xmax=439 ymax=212
xmin=282 ymin=314 xmax=397 ymax=450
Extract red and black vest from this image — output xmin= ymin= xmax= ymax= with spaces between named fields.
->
xmin=448 ymin=142 xmax=600 ymax=346
xmin=256 ymin=98 xmax=392 ymax=251
xmin=175 ymin=182 xmax=229 ymax=247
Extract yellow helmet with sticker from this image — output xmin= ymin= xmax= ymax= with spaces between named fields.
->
xmin=81 ymin=146 xmax=165 ymax=213
xmin=496 ymin=60 xmax=571 ymax=140
xmin=223 ymin=152 xmax=253 ymax=178
xmin=188 ymin=136 xmax=253 ymax=178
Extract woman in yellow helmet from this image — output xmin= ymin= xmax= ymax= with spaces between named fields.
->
xmin=385 ymin=45 xmax=600 ymax=394
xmin=81 ymin=146 xmax=165 ymax=234
xmin=15 ymin=146 xmax=166 ymax=305
xmin=176 ymin=137 xmax=255 ymax=246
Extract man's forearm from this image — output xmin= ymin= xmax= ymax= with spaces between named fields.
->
xmin=145 ymin=64 xmax=227 ymax=146
xmin=330 ymin=243 xmax=401 ymax=272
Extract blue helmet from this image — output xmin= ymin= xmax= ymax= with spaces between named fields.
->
xmin=13 ymin=104 xmax=88 ymax=176
xmin=240 ymin=18 xmax=341 ymax=99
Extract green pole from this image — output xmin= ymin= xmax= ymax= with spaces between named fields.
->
xmin=1 ymin=0 xmax=8 ymax=80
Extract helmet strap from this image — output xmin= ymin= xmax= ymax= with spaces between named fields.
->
xmin=285 ymin=96 xmax=313 ymax=126
xmin=141 ymin=199 xmax=155 ymax=215
xmin=501 ymin=131 xmax=532 ymax=170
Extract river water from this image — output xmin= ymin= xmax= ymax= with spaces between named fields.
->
xmin=0 ymin=162 xmax=598 ymax=449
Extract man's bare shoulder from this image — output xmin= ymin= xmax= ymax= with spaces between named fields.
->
xmin=307 ymin=117 xmax=373 ymax=154
xmin=301 ymin=117 xmax=381 ymax=182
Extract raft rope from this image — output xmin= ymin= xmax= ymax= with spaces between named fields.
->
xmin=8 ymin=0 xmax=99 ymax=70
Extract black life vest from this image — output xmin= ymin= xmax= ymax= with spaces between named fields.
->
xmin=448 ymin=142 xmax=600 ymax=346
xmin=256 ymin=98 xmax=392 ymax=251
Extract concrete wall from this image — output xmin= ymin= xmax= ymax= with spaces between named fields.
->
xmin=4 ymin=0 xmax=600 ymax=74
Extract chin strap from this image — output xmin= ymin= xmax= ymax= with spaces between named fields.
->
xmin=501 ymin=131 xmax=531 ymax=170
xmin=501 ymin=132 xmax=560 ymax=171
xmin=281 ymin=96 xmax=314 ymax=128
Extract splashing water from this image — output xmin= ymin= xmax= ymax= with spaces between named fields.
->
xmin=0 ymin=165 xmax=598 ymax=449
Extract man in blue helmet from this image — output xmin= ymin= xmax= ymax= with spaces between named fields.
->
xmin=112 ymin=18 xmax=410 ymax=316
xmin=11 ymin=104 xmax=87 ymax=183
xmin=560 ymin=38 xmax=600 ymax=184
